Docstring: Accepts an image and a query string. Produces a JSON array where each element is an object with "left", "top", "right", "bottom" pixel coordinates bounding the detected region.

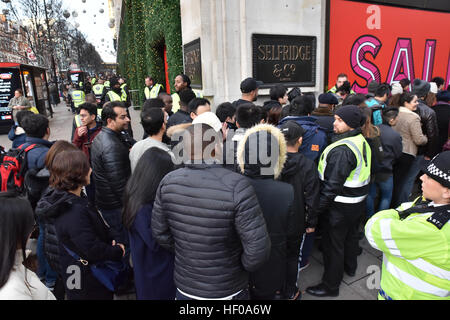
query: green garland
[{"left": 117, "top": 0, "right": 183, "bottom": 104}]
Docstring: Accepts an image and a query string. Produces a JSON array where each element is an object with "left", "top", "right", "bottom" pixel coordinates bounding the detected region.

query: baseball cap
[
  {"left": 240, "top": 77, "right": 263, "bottom": 93},
  {"left": 279, "top": 121, "right": 305, "bottom": 142}
]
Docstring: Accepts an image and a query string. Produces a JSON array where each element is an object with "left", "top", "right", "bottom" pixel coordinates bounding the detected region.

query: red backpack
[{"left": 0, "top": 144, "right": 39, "bottom": 193}]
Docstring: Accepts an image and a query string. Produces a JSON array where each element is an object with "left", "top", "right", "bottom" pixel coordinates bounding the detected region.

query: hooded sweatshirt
[{"left": 280, "top": 152, "right": 321, "bottom": 234}]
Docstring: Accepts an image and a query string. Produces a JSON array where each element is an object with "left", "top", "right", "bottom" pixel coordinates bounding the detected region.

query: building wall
[{"left": 180, "top": 0, "right": 326, "bottom": 107}]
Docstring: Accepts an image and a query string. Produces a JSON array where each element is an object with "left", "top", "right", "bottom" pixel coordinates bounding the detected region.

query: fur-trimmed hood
[
  {"left": 166, "top": 123, "right": 192, "bottom": 138},
  {"left": 236, "top": 124, "right": 287, "bottom": 179}
]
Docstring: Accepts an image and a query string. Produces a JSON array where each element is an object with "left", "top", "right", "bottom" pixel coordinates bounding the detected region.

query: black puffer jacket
[
  {"left": 415, "top": 100, "right": 439, "bottom": 158},
  {"left": 35, "top": 188, "right": 76, "bottom": 275},
  {"left": 53, "top": 192, "right": 123, "bottom": 300},
  {"left": 151, "top": 163, "right": 271, "bottom": 299},
  {"left": 91, "top": 127, "right": 133, "bottom": 210}
]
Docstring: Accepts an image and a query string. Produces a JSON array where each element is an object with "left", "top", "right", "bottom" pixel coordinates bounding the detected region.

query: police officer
[
  {"left": 307, "top": 105, "right": 371, "bottom": 297},
  {"left": 105, "top": 77, "right": 133, "bottom": 137},
  {"left": 104, "top": 78, "right": 111, "bottom": 92},
  {"left": 70, "top": 84, "right": 86, "bottom": 114},
  {"left": 92, "top": 79, "right": 106, "bottom": 107},
  {"left": 143, "top": 76, "right": 164, "bottom": 101},
  {"left": 365, "top": 151, "right": 450, "bottom": 300},
  {"left": 327, "top": 73, "right": 356, "bottom": 95},
  {"left": 118, "top": 77, "right": 130, "bottom": 104},
  {"left": 171, "top": 74, "right": 203, "bottom": 113}
]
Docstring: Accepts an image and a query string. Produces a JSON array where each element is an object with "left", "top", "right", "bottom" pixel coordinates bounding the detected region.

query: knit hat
[
  {"left": 391, "top": 82, "right": 403, "bottom": 95},
  {"left": 422, "top": 151, "right": 450, "bottom": 188},
  {"left": 412, "top": 79, "right": 430, "bottom": 98},
  {"left": 429, "top": 82, "right": 438, "bottom": 94},
  {"left": 192, "top": 112, "right": 222, "bottom": 132},
  {"left": 367, "top": 80, "right": 379, "bottom": 97},
  {"left": 335, "top": 105, "right": 363, "bottom": 129},
  {"left": 318, "top": 93, "right": 338, "bottom": 105},
  {"left": 279, "top": 121, "right": 305, "bottom": 142},
  {"left": 109, "top": 77, "right": 119, "bottom": 88}
]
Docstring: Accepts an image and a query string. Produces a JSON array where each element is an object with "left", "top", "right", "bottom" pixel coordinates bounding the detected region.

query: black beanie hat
[
  {"left": 422, "top": 151, "right": 450, "bottom": 189},
  {"left": 110, "top": 77, "right": 119, "bottom": 87},
  {"left": 335, "top": 105, "right": 363, "bottom": 129}
]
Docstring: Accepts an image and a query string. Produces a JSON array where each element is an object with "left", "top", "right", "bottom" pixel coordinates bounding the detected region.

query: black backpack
[{"left": 0, "top": 144, "right": 39, "bottom": 194}]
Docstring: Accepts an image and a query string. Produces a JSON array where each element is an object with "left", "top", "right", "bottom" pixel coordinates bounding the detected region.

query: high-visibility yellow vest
[
  {"left": 92, "top": 84, "right": 105, "bottom": 98},
  {"left": 104, "top": 81, "right": 110, "bottom": 90},
  {"left": 318, "top": 133, "right": 371, "bottom": 204},
  {"left": 71, "top": 90, "right": 85, "bottom": 109},
  {"left": 171, "top": 89, "right": 203, "bottom": 113},
  {"left": 106, "top": 90, "right": 124, "bottom": 102},
  {"left": 144, "top": 84, "right": 163, "bottom": 99},
  {"left": 120, "top": 83, "right": 128, "bottom": 101},
  {"left": 327, "top": 85, "right": 356, "bottom": 95},
  {"left": 91, "top": 78, "right": 97, "bottom": 85},
  {"left": 365, "top": 198, "right": 450, "bottom": 300}
]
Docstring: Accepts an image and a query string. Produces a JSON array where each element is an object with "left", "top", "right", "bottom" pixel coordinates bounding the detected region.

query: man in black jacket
[
  {"left": 91, "top": 102, "right": 135, "bottom": 245},
  {"left": 237, "top": 123, "right": 296, "bottom": 300},
  {"left": 306, "top": 105, "right": 371, "bottom": 297},
  {"left": 279, "top": 121, "right": 320, "bottom": 298},
  {"left": 152, "top": 123, "right": 270, "bottom": 300}
]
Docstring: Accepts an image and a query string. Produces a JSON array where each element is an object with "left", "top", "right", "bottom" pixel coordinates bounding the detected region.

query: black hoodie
[{"left": 280, "top": 152, "right": 321, "bottom": 234}]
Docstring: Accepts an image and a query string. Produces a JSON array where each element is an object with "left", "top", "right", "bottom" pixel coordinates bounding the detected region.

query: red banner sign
[{"left": 328, "top": 0, "right": 450, "bottom": 93}]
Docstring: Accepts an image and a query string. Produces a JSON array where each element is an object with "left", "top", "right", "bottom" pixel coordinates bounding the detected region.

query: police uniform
[
  {"left": 144, "top": 84, "right": 163, "bottom": 100},
  {"left": 307, "top": 105, "right": 371, "bottom": 296},
  {"left": 92, "top": 83, "right": 106, "bottom": 109},
  {"left": 365, "top": 152, "right": 450, "bottom": 300},
  {"left": 71, "top": 89, "right": 85, "bottom": 111}
]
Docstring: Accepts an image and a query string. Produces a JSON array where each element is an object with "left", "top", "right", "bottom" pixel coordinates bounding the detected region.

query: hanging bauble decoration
[
  {"left": 72, "top": 11, "right": 78, "bottom": 18},
  {"left": 63, "top": 10, "right": 70, "bottom": 18},
  {"left": 99, "top": 9, "right": 104, "bottom": 13}
]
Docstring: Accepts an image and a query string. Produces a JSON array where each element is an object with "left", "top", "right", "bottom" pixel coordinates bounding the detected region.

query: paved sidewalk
[{"left": 298, "top": 235, "right": 382, "bottom": 300}]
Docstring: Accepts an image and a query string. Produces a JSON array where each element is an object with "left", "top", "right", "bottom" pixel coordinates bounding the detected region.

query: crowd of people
[{"left": 0, "top": 71, "right": 449, "bottom": 300}]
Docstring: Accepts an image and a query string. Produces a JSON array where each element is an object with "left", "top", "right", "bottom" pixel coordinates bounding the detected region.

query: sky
[
  {"left": 0, "top": 0, "right": 117, "bottom": 63},
  {"left": 61, "top": 0, "right": 117, "bottom": 62}
]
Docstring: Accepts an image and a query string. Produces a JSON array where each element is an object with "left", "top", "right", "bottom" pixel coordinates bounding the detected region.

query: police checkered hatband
[{"left": 427, "top": 163, "right": 450, "bottom": 184}]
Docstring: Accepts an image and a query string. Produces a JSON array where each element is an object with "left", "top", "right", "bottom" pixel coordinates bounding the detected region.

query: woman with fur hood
[{"left": 237, "top": 123, "right": 297, "bottom": 300}]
